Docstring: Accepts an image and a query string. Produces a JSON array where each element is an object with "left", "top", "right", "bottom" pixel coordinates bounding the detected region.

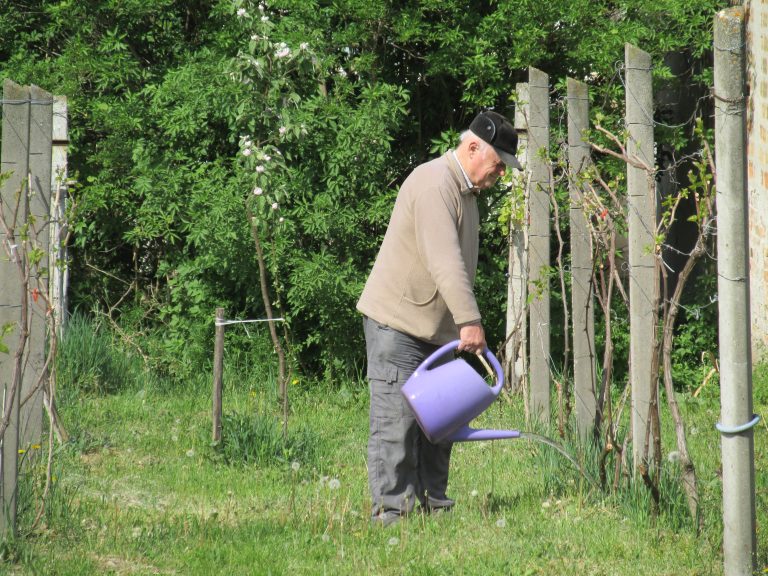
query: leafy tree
[{"left": 0, "top": 0, "right": 727, "bottom": 382}]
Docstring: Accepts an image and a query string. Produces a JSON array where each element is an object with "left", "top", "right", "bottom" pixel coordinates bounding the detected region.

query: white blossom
[
  {"left": 279, "top": 126, "right": 287, "bottom": 135},
  {"left": 237, "top": 8, "right": 248, "bottom": 17},
  {"left": 242, "top": 148, "right": 253, "bottom": 157},
  {"left": 261, "top": 15, "right": 269, "bottom": 22},
  {"left": 337, "top": 67, "right": 347, "bottom": 78},
  {"left": 278, "top": 217, "right": 285, "bottom": 223},
  {"left": 256, "top": 165, "right": 265, "bottom": 173},
  {"left": 253, "top": 187, "right": 263, "bottom": 196},
  {"left": 251, "top": 34, "right": 260, "bottom": 41},
  {"left": 275, "top": 47, "right": 291, "bottom": 58},
  {"left": 259, "top": 2, "right": 266, "bottom": 11},
  {"left": 263, "top": 154, "right": 272, "bottom": 161},
  {"left": 300, "top": 42, "right": 309, "bottom": 50},
  {"left": 271, "top": 202, "right": 279, "bottom": 210}
]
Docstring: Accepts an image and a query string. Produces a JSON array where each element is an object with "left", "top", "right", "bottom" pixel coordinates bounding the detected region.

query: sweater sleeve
[{"left": 412, "top": 184, "right": 481, "bottom": 326}]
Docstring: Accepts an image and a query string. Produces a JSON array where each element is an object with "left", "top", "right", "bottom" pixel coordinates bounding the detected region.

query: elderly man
[{"left": 357, "top": 110, "right": 521, "bottom": 526}]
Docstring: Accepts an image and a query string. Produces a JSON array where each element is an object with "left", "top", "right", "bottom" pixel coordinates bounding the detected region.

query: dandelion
[
  {"left": 387, "top": 537, "right": 399, "bottom": 546},
  {"left": 279, "top": 126, "right": 287, "bottom": 135},
  {"left": 31, "top": 444, "right": 41, "bottom": 450},
  {"left": 470, "top": 489, "right": 479, "bottom": 498},
  {"left": 253, "top": 186, "right": 263, "bottom": 196},
  {"left": 271, "top": 202, "right": 279, "bottom": 210},
  {"left": 496, "top": 518, "right": 506, "bottom": 528},
  {"left": 291, "top": 461, "right": 300, "bottom": 472},
  {"left": 132, "top": 527, "right": 142, "bottom": 538},
  {"left": 237, "top": 7, "right": 248, "bottom": 17},
  {"left": 242, "top": 148, "right": 252, "bottom": 157},
  {"left": 667, "top": 451, "right": 681, "bottom": 463},
  {"left": 321, "top": 533, "right": 330, "bottom": 542},
  {"left": 541, "top": 500, "right": 551, "bottom": 509},
  {"left": 256, "top": 165, "right": 265, "bottom": 173},
  {"left": 319, "top": 475, "right": 329, "bottom": 486},
  {"left": 17, "top": 449, "right": 26, "bottom": 455},
  {"left": 328, "top": 478, "right": 341, "bottom": 490},
  {"left": 186, "top": 448, "right": 196, "bottom": 458}
]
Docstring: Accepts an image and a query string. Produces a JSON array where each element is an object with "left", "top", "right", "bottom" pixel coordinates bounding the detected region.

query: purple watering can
[{"left": 401, "top": 340, "right": 521, "bottom": 443}]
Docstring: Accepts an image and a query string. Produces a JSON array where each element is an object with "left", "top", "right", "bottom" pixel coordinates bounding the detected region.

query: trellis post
[
  {"left": 526, "top": 67, "right": 551, "bottom": 423},
  {"left": 625, "top": 44, "right": 658, "bottom": 469},
  {"left": 567, "top": 78, "right": 597, "bottom": 440},
  {"left": 714, "top": 7, "right": 757, "bottom": 575}
]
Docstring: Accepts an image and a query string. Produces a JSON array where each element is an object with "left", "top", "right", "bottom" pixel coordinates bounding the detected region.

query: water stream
[{"left": 518, "top": 431, "right": 599, "bottom": 490}]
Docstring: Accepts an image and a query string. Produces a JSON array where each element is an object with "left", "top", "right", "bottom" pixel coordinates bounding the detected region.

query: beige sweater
[{"left": 356, "top": 152, "right": 481, "bottom": 344}]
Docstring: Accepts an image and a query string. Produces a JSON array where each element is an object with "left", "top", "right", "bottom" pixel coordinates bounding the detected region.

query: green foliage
[
  {"left": 0, "top": 0, "right": 730, "bottom": 382},
  {"left": 213, "top": 410, "right": 319, "bottom": 467}
]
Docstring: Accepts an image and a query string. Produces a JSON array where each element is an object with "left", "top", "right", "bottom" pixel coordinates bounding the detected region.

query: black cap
[{"left": 469, "top": 111, "right": 522, "bottom": 170}]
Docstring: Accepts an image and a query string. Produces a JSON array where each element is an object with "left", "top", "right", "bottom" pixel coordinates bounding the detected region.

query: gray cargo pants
[{"left": 363, "top": 317, "right": 454, "bottom": 516}]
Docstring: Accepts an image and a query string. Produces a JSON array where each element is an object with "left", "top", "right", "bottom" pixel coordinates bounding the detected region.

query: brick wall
[{"left": 747, "top": 0, "right": 768, "bottom": 360}]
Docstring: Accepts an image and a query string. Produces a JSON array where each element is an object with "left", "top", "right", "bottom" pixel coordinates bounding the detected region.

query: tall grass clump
[
  {"left": 213, "top": 411, "right": 320, "bottom": 467},
  {"left": 56, "top": 312, "right": 142, "bottom": 403}
]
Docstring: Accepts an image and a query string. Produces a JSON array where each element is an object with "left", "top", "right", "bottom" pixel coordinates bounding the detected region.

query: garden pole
[
  {"left": 0, "top": 79, "right": 30, "bottom": 537},
  {"left": 51, "top": 95, "right": 69, "bottom": 335},
  {"left": 567, "top": 78, "right": 597, "bottom": 441},
  {"left": 212, "top": 307, "right": 225, "bottom": 443},
  {"left": 526, "top": 67, "right": 551, "bottom": 424},
  {"left": 20, "top": 84, "right": 53, "bottom": 449},
  {"left": 506, "top": 82, "right": 529, "bottom": 393},
  {"left": 714, "top": 7, "right": 757, "bottom": 575},
  {"left": 625, "top": 44, "right": 658, "bottom": 470}
]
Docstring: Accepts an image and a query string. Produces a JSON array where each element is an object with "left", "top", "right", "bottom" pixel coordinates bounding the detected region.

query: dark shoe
[
  {"left": 370, "top": 510, "right": 402, "bottom": 527},
  {"left": 426, "top": 496, "right": 455, "bottom": 513}
]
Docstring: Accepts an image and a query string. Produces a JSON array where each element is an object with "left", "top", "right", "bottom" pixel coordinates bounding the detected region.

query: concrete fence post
[
  {"left": 625, "top": 44, "right": 658, "bottom": 469},
  {"left": 505, "top": 82, "right": 529, "bottom": 393},
  {"left": 714, "top": 7, "right": 758, "bottom": 575},
  {"left": 567, "top": 78, "right": 597, "bottom": 440},
  {"left": 526, "top": 68, "right": 551, "bottom": 423},
  {"left": 0, "top": 79, "right": 30, "bottom": 537}
]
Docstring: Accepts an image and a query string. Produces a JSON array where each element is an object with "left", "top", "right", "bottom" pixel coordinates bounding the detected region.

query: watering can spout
[{"left": 447, "top": 425, "right": 521, "bottom": 442}]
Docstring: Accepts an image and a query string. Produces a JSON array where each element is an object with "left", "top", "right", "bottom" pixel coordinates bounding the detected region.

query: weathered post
[
  {"left": 505, "top": 82, "right": 529, "bottom": 393},
  {"left": 625, "top": 44, "right": 658, "bottom": 469},
  {"left": 526, "top": 68, "right": 551, "bottom": 423},
  {"left": 51, "top": 96, "right": 69, "bottom": 334},
  {"left": 212, "top": 307, "right": 225, "bottom": 443},
  {"left": 0, "top": 79, "right": 30, "bottom": 536},
  {"left": 567, "top": 78, "right": 597, "bottom": 440},
  {"left": 714, "top": 7, "right": 758, "bottom": 575},
  {"left": 20, "top": 84, "right": 53, "bottom": 449}
]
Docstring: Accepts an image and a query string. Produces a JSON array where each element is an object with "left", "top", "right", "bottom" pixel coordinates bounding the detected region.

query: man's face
[{"left": 471, "top": 144, "right": 506, "bottom": 190}]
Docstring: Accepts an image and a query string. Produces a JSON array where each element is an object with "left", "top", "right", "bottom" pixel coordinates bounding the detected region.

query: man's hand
[{"left": 458, "top": 323, "right": 486, "bottom": 354}]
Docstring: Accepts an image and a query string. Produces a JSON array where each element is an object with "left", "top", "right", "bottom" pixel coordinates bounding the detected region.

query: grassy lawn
[{"left": 4, "top": 354, "right": 767, "bottom": 575}]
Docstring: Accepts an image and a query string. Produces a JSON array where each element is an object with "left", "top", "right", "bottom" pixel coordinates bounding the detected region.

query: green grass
[{"left": 4, "top": 329, "right": 768, "bottom": 575}]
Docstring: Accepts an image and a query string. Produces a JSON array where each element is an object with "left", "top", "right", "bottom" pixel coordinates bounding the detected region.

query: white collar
[{"left": 451, "top": 150, "right": 474, "bottom": 190}]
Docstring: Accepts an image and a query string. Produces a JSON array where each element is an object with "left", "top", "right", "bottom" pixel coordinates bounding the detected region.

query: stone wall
[{"left": 747, "top": 0, "right": 768, "bottom": 360}]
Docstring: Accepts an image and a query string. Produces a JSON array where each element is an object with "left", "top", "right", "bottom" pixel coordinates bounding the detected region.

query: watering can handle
[{"left": 421, "top": 340, "right": 505, "bottom": 393}]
